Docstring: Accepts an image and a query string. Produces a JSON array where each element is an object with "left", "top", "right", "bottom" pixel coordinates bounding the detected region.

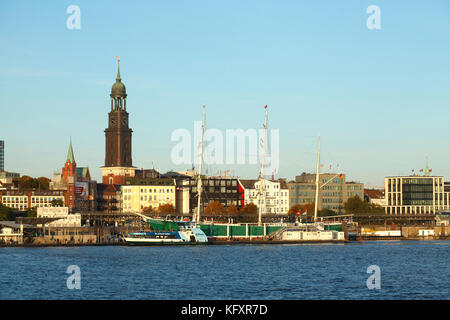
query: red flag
[
  {"left": 264, "top": 105, "right": 267, "bottom": 109},
  {"left": 429, "top": 169, "right": 432, "bottom": 172},
  {"left": 339, "top": 173, "right": 343, "bottom": 178}
]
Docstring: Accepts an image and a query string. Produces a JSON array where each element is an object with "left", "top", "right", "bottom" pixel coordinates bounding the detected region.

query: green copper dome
[{"left": 110, "top": 61, "right": 127, "bottom": 98}]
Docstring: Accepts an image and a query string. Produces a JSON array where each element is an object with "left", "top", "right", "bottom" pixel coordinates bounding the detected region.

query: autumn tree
[
  {"left": 288, "top": 204, "right": 304, "bottom": 215},
  {"left": 36, "top": 177, "right": 50, "bottom": 190},
  {"left": 204, "top": 201, "right": 225, "bottom": 215},
  {"left": 158, "top": 203, "right": 176, "bottom": 213},
  {"left": 241, "top": 203, "right": 257, "bottom": 214},
  {"left": 15, "top": 176, "right": 50, "bottom": 190},
  {"left": 142, "top": 206, "right": 155, "bottom": 213},
  {"left": 225, "top": 204, "right": 239, "bottom": 215}
]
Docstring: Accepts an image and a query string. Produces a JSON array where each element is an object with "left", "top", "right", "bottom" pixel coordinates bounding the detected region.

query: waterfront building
[
  {"left": 121, "top": 178, "right": 176, "bottom": 213},
  {"left": 135, "top": 168, "right": 160, "bottom": 179},
  {"left": 37, "top": 207, "right": 81, "bottom": 227},
  {"left": 288, "top": 173, "right": 364, "bottom": 213},
  {"left": 179, "top": 177, "right": 243, "bottom": 214},
  {"left": 0, "top": 140, "right": 20, "bottom": 184},
  {"left": 0, "top": 171, "right": 20, "bottom": 185},
  {"left": 364, "top": 188, "right": 386, "bottom": 206},
  {"left": 239, "top": 179, "right": 290, "bottom": 214},
  {"left": 0, "top": 189, "right": 65, "bottom": 211},
  {"left": 385, "top": 175, "right": 450, "bottom": 215},
  {"left": 101, "top": 61, "right": 136, "bottom": 185},
  {"left": 50, "top": 140, "right": 96, "bottom": 212},
  {"left": 96, "top": 183, "right": 121, "bottom": 212}
]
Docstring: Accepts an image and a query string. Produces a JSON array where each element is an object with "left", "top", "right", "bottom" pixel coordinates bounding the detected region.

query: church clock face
[{"left": 121, "top": 118, "right": 128, "bottom": 126}]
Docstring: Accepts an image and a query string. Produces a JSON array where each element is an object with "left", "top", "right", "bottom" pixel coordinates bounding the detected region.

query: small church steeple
[
  {"left": 63, "top": 138, "right": 77, "bottom": 181},
  {"left": 67, "top": 138, "right": 76, "bottom": 164}
]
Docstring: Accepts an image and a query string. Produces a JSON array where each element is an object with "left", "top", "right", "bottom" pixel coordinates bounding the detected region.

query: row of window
[
  {"left": 247, "top": 199, "right": 288, "bottom": 205},
  {"left": 249, "top": 191, "right": 288, "bottom": 197}
]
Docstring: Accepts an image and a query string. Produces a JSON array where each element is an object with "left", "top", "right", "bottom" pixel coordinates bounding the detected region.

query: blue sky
[{"left": 0, "top": 0, "right": 449, "bottom": 186}]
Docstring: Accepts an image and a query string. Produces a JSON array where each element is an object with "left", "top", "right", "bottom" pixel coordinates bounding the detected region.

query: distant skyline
[{"left": 1, "top": 1, "right": 449, "bottom": 186}]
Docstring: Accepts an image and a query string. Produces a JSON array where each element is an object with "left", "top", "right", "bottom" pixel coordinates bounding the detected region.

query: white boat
[{"left": 124, "top": 220, "right": 208, "bottom": 245}]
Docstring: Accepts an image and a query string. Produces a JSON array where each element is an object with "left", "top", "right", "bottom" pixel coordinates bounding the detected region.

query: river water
[{"left": 0, "top": 241, "right": 448, "bottom": 299}]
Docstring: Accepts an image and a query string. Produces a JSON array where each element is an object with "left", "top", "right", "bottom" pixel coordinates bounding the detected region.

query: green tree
[
  {"left": 26, "top": 208, "right": 37, "bottom": 218},
  {"left": 0, "top": 204, "right": 15, "bottom": 221},
  {"left": 318, "top": 208, "right": 337, "bottom": 217},
  {"left": 343, "top": 195, "right": 384, "bottom": 214}
]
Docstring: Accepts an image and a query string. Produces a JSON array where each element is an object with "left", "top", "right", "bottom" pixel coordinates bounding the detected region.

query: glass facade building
[{"left": 385, "top": 176, "right": 450, "bottom": 215}]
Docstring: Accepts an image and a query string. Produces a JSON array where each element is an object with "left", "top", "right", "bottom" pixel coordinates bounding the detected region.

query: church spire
[
  {"left": 116, "top": 58, "right": 121, "bottom": 81},
  {"left": 67, "top": 138, "right": 75, "bottom": 164}
]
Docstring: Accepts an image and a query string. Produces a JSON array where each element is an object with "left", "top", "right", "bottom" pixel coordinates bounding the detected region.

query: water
[{"left": 0, "top": 241, "right": 448, "bottom": 300}]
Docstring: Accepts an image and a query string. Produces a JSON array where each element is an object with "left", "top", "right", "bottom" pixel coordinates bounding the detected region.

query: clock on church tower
[{"left": 100, "top": 60, "right": 136, "bottom": 185}]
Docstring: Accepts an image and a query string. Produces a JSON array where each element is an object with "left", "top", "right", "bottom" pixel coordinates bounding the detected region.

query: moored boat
[{"left": 124, "top": 219, "right": 209, "bottom": 245}]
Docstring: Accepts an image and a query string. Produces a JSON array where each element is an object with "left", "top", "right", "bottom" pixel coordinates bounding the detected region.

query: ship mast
[
  {"left": 258, "top": 105, "right": 268, "bottom": 226},
  {"left": 195, "top": 105, "right": 206, "bottom": 224},
  {"left": 314, "top": 135, "right": 321, "bottom": 223}
]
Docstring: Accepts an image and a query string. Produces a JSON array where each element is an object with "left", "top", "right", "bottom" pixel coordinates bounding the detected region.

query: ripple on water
[{"left": 0, "top": 241, "right": 448, "bottom": 299}]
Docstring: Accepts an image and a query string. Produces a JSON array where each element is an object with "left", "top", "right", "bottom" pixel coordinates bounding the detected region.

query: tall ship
[{"left": 124, "top": 105, "right": 347, "bottom": 244}]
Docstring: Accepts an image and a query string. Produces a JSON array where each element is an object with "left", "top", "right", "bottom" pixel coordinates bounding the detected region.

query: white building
[
  {"left": 239, "top": 179, "right": 289, "bottom": 215},
  {"left": 121, "top": 179, "right": 177, "bottom": 213},
  {"left": 37, "top": 207, "right": 81, "bottom": 227}
]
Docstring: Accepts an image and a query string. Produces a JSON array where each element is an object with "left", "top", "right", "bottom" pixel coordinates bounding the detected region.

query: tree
[
  {"left": 302, "top": 203, "right": 315, "bottom": 216},
  {"left": 288, "top": 204, "right": 303, "bottom": 215},
  {"left": 241, "top": 203, "right": 257, "bottom": 214},
  {"left": 26, "top": 208, "right": 37, "bottom": 218},
  {"left": 36, "top": 177, "right": 50, "bottom": 190},
  {"left": 343, "top": 195, "right": 384, "bottom": 214},
  {"left": 0, "top": 204, "right": 15, "bottom": 221},
  {"left": 158, "top": 203, "right": 176, "bottom": 213},
  {"left": 225, "top": 204, "right": 239, "bottom": 215},
  {"left": 204, "top": 201, "right": 225, "bottom": 215},
  {"left": 318, "top": 208, "right": 337, "bottom": 217},
  {"left": 15, "top": 176, "right": 50, "bottom": 190},
  {"left": 288, "top": 203, "right": 315, "bottom": 217},
  {"left": 142, "top": 206, "right": 155, "bottom": 213}
]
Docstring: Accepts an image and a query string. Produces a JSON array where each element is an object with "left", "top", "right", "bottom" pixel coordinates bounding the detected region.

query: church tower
[
  {"left": 101, "top": 60, "right": 136, "bottom": 185},
  {"left": 62, "top": 138, "right": 77, "bottom": 181}
]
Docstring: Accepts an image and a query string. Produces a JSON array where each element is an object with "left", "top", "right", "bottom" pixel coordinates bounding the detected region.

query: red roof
[{"left": 364, "top": 189, "right": 384, "bottom": 199}]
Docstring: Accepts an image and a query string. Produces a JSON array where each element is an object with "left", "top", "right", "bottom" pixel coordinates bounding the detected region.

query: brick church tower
[
  {"left": 62, "top": 139, "right": 77, "bottom": 181},
  {"left": 101, "top": 60, "right": 136, "bottom": 184},
  {"left": 62, "top": 139, "right": 76, "bottom": 210}
]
